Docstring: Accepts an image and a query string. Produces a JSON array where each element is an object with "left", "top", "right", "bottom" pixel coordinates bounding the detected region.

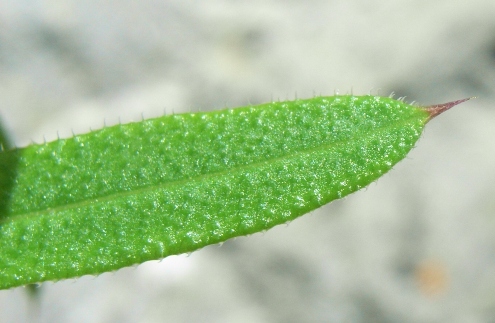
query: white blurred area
[{"left": 1, "top": 1, "right": 495, "bottom": 322}]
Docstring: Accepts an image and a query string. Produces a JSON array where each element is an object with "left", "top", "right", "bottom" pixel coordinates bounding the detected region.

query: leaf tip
[{"left": 423, "top": 97, "right": 475, "bottom": 120}]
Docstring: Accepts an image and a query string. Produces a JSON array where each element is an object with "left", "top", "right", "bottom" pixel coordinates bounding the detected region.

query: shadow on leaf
[{"left": 0, "top": 117, "right": 20, "bottom": 222}]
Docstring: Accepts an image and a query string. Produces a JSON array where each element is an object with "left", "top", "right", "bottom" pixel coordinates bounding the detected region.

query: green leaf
[{"left": 0, "top": 95, "right": 468, "bottom": 290}]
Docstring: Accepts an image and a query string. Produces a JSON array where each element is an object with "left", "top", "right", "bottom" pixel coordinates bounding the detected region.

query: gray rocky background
[{"left": 1, "top": 0, "right": 495, "bottom": 322}]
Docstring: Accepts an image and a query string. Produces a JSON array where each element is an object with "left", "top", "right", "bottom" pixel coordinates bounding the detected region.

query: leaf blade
[{"left": 0, "top": 95, "right": 433, "bottom": 289}]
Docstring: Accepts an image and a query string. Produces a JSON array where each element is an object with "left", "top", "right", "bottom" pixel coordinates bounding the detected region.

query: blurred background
[{"left": 1, "top": 0, "right": 495, "bottom": 322}]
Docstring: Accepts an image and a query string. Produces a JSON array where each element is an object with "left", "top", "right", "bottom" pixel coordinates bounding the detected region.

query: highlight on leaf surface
[{"left": 0, "top": 95, "right": 469, "bottom": 290}]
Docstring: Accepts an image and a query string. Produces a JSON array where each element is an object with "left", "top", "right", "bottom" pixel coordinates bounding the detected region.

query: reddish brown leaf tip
[{"left": 423, "top": 97, "right": 475, "bottom": 120}]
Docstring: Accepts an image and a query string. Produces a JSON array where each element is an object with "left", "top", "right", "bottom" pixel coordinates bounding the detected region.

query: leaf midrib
[{"left": 3, "top": 114, "right": 424, "bottom": 223}]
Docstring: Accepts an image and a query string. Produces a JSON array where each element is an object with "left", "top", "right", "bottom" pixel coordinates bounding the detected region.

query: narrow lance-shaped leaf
[{"left": 0, "top": 95, "right": 469, "bottom": 290}]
